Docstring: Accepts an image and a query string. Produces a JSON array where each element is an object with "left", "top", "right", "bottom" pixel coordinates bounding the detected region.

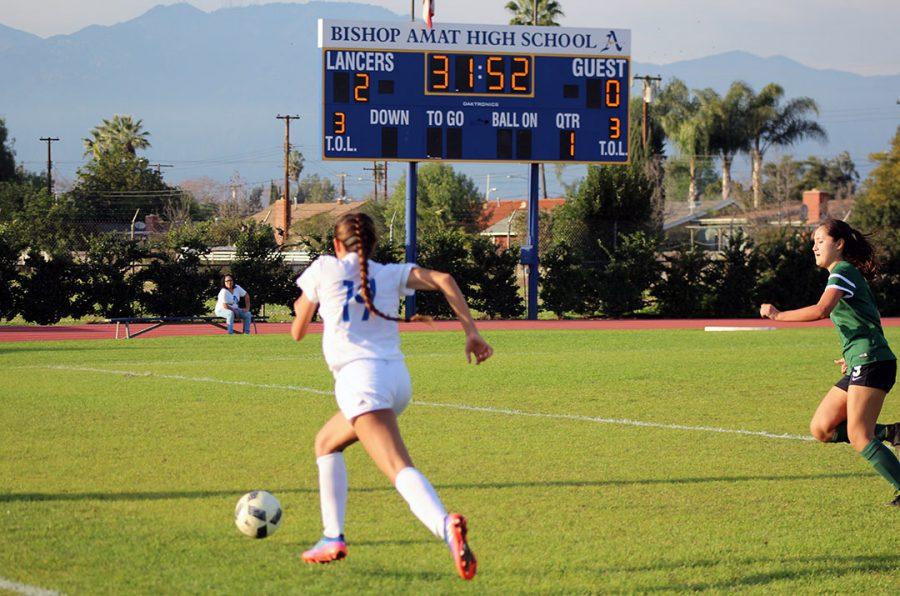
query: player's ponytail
[
  {"left": 821, "top": 218, "right": 876, "bottom": 277},
  {"left": 334, "top": 213, "right": 406, "bottom": 322}
]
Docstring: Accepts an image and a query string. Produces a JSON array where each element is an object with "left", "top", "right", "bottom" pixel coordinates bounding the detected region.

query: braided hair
[
  {"left": 334, "top": 212, "right": 406, "bottom": 322},
  {"left": 820, "top": 218, "right": 876, "bottom": 277}
]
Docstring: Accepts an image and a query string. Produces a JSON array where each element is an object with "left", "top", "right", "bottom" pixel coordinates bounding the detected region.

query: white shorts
[{"left": 334, "top": 359, "right": 412, "bottom": 421}]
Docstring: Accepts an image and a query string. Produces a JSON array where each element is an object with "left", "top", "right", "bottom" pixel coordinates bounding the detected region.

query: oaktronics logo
[{"left": 600, "top": 30, "right": 622, "bottom": 53}]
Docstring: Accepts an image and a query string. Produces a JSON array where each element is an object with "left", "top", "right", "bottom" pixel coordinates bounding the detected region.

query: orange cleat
[
  {"left": 445, "top": 514, "right": 476, "bottom": 580},
  {"left": 301, "top": 535, "right": 347, "bottom": 564}
]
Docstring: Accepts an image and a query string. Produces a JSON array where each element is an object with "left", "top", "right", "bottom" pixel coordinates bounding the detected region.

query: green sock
[
  {"left": 829, "top": 422, "right": 850, "bottom": 443},
  {"left": 830, "top": 423, "right": 889, "bottom": 443},
  {"left": 860, "top": 439, "right": 900, "bottom": 491}
]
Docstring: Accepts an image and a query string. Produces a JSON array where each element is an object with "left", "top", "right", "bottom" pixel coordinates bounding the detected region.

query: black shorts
[{"left": 835, "top": 359, "right": 897, "bottom": 393}]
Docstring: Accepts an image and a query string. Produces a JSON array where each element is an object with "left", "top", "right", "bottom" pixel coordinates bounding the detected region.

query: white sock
[
  {"left": 394, "top": 467, "right": 448, "bottom": 541},
  {"left": 316, "top": 452, "right": 348, "bottom": 539}
]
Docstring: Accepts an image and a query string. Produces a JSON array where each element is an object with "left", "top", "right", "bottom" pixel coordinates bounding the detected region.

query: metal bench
[{"left": 107, "top": 315, "right": 268, "bottom": 339}]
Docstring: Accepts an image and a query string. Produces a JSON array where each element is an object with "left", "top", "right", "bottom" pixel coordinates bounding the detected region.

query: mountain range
[{"left": 1, "top": 2, "right": 897, "bottom": 198}]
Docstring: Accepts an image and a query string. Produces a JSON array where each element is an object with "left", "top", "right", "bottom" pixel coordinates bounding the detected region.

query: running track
[{"left": 1, "top": 318, "right": 898, "bottom": 343}]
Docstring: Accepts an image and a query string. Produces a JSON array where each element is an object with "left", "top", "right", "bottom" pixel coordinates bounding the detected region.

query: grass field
[{"left": 1, "top": 328, "right": 899, "bottom": 594}]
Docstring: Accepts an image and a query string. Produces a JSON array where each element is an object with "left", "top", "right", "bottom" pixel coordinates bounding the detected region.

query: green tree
[
  {"left": 745, "top": 84, "right": 826, "bottom": 208},
  {"left": 652, "top": 245, "right": 711, "bottom": 316},
  {"left": 762, "top": 155, "right": 805, "bottom": 205},
  {"left": 553, "top": 163, "right": 656, "bottom": 260},
  {"left": 703, "top": 231, "right": 760, "bottom": 316},
  {"left": 851, "top": 128, "right": 899, "bottom": 236},
  {"left": 83, "top": 115, "right": 151, "bottom": 159},
  {"left": 852, "top": 128, "right": 900, "bottom": 313},
  {"left": 230, "top": 221, "right": 297, "bottom": 315},
  {"left": 755, "top": 229, "right": 827, "bottom": 311},
  {"left": 504, "top": 0, "right": 564, "bottom": 25},
  {"left": 76, "top": 234, "right": 148, "bottom": 318},
  {"left": 18, "top": 250, "right": 83, "bottom": 324},
  {"left": 0, "top": 225, "right": 22, "bottom": 320},
  {"left": 414, "top": 226, "right": 479, "bottom": 318},
  {"left": 469, "top": 235, "right": 524, "bottom": 319},
  {"left": 70, "top": 150, "right": 174, "bottom": 219},
  {"left": 387, "top": 163, "right": 484, "bottom": 237},
  {"left": 288, "top": 150, "right": 305, "bottom": 185},
  {"left": 664, "top": 156, "right": 719, "bottom": 206},
  {"left": 7, "top": 188, "right": 86, "bottom": 253},
  {"left": 0, "top": 117, "right": 17, "bottom": 182},
  {"left": 539, "top": 242, "right": 588, "bottom": 318},
  {"left": 296, "top": 174, "right": 337, "bottom": 204},
  {"left": 137, "top": 224, "right": 217, "bottom": 316},
  {"left": 705, "top": 82, "right": 753, "bottom": 201},
  {"left": 800, "top": 152, "right": 858, "bottom": 200},
  {"left": 657, "top": 79, "right": 710, "bottom": 204},
  {"left": 596, "top": 231, "right": 660, "bottom": 316}
]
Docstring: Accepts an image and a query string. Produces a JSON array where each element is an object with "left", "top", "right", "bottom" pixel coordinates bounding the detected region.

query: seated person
[{"left": 215, "top": 274, "right": 252, "bottom": 334}]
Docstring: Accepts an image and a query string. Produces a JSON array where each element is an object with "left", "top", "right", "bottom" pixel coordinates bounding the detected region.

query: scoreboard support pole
[
  {"left": 526, "top": 163, "right": 540, "bottom": 320},
  {"left": 405, "top": 161, "right": 418, "bottom": 318}
]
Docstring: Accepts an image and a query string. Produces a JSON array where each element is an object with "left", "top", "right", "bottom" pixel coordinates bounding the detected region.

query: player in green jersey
[{"left": 759, "top": 219, "right": 900, "bottom": 506}]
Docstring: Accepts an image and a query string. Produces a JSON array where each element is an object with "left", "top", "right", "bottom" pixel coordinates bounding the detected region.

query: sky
[{"left": 1, "top": 0, "right": 898, "bottom": 76}]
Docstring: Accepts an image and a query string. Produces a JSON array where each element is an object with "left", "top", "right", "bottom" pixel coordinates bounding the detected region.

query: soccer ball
[{"left": 234, "top": 490, "right": 283, "bottom": 538}]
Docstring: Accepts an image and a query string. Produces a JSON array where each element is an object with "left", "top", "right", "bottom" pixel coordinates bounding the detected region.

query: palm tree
[
  {"left": 703, "top": 82, "right": 753, "bottom": 201},
  {"left": 657, "top": 79, "right": 710, "bottom": 205},
  {"left": 83, "top": 114, "right": 151, "bottom": 159},
  {"left": 745, "top": 84, "right": 826, "bottom": 208},
  {"left": 505, "top": 0, "right": 564, "bottom": 26}
]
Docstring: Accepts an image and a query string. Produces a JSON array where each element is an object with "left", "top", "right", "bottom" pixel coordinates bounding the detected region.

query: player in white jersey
[{"left": 291, "top": 213, "right": 492, "bottom": 580}]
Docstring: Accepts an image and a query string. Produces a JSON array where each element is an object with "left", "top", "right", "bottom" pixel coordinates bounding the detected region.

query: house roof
[
  {"left": 480, "top": 198, "right": 566, "bottom": 235},
  {"left": 662, "top": 198, "right": 739, "bottom": 230},
  {"left": 250, "top": 200, "right": 369, "bottom": 226}
]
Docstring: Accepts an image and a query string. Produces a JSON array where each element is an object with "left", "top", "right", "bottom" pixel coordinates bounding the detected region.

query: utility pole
[
  {"left": 363, "top": 161, "right": 381, "bottom": 203},
  {"left": 533, "top": 0, "right": 538, "bottom": 25},
  {"left": 382, "top": 162, "right": 388, "bottom": 200},
  {"left": 633, "top": 75, "right": 662, "bottom": 151},
  {"left": 149, "top": 163, "right": 173, "bottom": 176},
  {"left": 336, "top": 172, "right": 348, "bottom": 201},
  {"left": 39, "top": 137, "right": 59, "bottom": 196},
  {"left": 410, "top": 0, "right": 415, "bottom": 21},
  {"left": 276, "top": 114, "right": 300, "bottom": 241}
]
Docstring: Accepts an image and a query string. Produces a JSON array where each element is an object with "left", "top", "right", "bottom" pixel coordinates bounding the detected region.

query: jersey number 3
[{"left": 342, "top": 279, "right": 377, "bottom": 322}]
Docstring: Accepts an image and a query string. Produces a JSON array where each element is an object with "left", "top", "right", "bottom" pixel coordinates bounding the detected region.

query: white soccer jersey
[{"left": 296, "top": 253, "right": 416, "bottom": 373}]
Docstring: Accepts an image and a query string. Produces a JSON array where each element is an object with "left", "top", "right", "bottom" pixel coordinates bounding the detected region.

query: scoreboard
[{"left": 319, "top": 20, "right": 631, "bottom": 164}]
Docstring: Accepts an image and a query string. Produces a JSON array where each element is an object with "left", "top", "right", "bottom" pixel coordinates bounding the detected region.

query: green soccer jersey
[{"left": 826, "top": 260, "right": 895, "bottom": 369}]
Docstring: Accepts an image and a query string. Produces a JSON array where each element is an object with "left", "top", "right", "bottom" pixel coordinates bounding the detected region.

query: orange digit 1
[
  {"left": 354, "top": 73, "right": 369, "bottom": 102},
  {"left": 609, "top": 117, "right": 621, "bottom": 140},
  {"left": 432, "top": 54, "right": 449, "bottom": 90},
  {"left": 605, "top": 79, "right": 621, "bottom": 108},
  {"left": 511, "top": 57, "right": 529, "bottom": 92},
  {"left": 467, "top": 57, "right": 474, "bottom": 89},
  {"left": 334, "top": 112, "right": 346, "bottom": 135},
  {"left": 569, "top": 131, "right": 576, "bottom": 157},
  {"left": 487, "top": 56, "right": 504, "bottom": 91}
]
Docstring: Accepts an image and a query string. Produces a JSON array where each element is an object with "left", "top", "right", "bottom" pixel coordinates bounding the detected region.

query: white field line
[
  {"left": 0, "top": 577, "right": 61, "bottom": 596},
  {"left": 33, "top": 365, "right": 332, "bottom": 396},
  {"left": 34, "top": 365, "right": 814, "bottom": 442}
]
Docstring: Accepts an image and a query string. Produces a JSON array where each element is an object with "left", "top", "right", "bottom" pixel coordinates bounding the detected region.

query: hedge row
[
  {"left": 2, "top": 223, "right": 897, "bottom": 325},
  {"left": 541, "top": 229, "right": 900, "bottom": 318}
]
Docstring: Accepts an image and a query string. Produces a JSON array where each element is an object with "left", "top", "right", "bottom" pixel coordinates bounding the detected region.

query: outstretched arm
[
  {"left": 760, "top": 287, "right": 844, "bottom": 322},
  {"left": 291, "top": 294, "right": 318, "bottom": 341},
  {"left": 406, "top": 267, "right": 493, "bottom": 364}
]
